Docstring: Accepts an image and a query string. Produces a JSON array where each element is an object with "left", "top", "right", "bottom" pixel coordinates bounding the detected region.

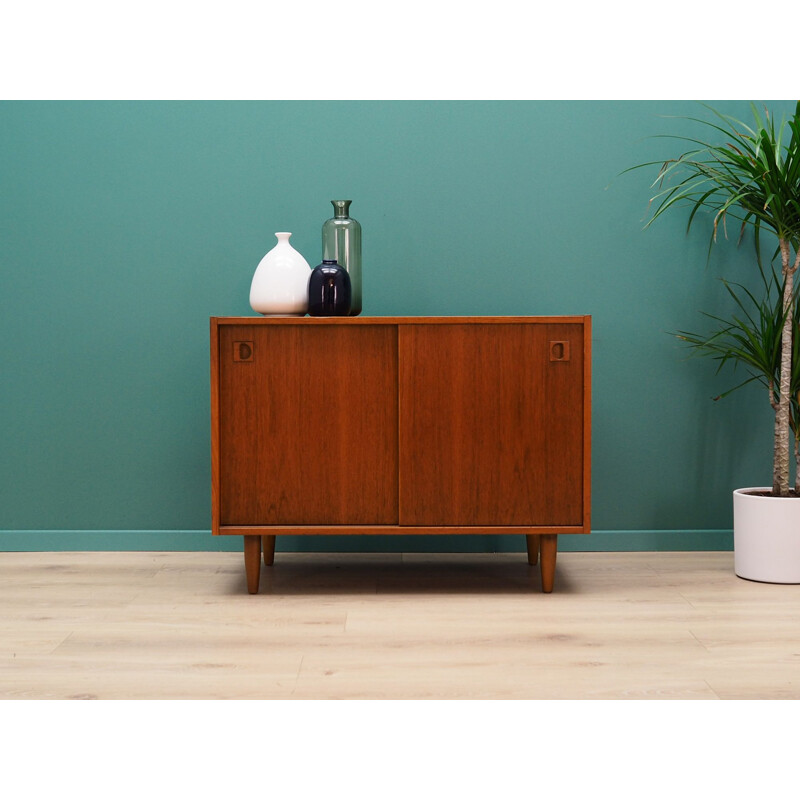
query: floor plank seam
[
  {"left": 291, "top": 655, "right": 305, "bottom": 696},
  {"left": 704, "top": 679, "right": 722, "bottom": 699},
  {"left": 49, "top": 631, "right": 75, "bottom": 655},
  {"left": 688, "top": 629, "right": 711, "bottom": 653},
  {"left": 47, "top": 631, "right": 75, "bottom": 656}
]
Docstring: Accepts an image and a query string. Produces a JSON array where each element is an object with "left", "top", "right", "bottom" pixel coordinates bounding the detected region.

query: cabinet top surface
[{"left": 211, "top": 315, "right": 590, "bottom": 326}]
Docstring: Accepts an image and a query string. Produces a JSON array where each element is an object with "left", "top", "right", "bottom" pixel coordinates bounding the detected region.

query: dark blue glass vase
[{"left": 308, "top": 259, "right": 352, "bottom": 316}]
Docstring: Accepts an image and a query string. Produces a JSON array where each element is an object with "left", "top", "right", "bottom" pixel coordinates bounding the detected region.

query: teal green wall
[{"left": 1, "top": 100, "right": 795, "bottom": 552}]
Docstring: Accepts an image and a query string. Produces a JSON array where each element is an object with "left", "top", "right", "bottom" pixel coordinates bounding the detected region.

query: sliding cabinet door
[
  {"left": 218, "top": 324, "right": 398, "bottom": 525},
  {"left": 398, "top": 322, "right": 585, "bottom": 526}
]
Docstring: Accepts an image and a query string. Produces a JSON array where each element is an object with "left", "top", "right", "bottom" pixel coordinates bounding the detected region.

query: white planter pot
[
  {"left": 733, "top": 487, "right": 800, "bottom": 584},
  {"left": 250, "top": 232, "right": 311, "bottom": 315}
]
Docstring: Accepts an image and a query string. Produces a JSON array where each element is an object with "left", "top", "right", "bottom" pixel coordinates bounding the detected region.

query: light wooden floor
[{"left": 1, "top": 550, "right": 798, "bottom": 699}]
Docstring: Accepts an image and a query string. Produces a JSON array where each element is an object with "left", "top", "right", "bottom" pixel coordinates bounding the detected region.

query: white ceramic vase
[
  {"left": 250, "top": 232, "right": 311, "bottom": 315},
  {"left": 733, "top": 487, "right": 800, "bottom": 583}
]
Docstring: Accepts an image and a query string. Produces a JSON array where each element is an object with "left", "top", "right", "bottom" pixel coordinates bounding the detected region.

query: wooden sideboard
[{"left": 210, "top": 316, "right": 591, "bottom": 593}]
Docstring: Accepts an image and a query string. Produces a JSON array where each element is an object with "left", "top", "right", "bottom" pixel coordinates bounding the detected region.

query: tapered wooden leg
[
  {"left": 540, "top": 534, "right": 557, "bottom": 593},
  {"left": 262, "top": 535, "right": 276, "bottom": 566},
  {"left": 525, "top": 534, "right": 540, "bottom": 565},
  {"left": 244, "top": 535, "right": 261, "bottom": 594}
]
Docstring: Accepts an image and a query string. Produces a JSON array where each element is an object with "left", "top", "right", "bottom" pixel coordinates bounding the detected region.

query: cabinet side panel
[
  {"left": 583, "top": 316, "right": 592, "bottom": 533},
  {"left": 219, "top": 324, "right": 398, "bottom": 525},
  {"left": 399, "top": 323, "right": 584, "bottom": 526},
  {"left": 210, "top": 318, "right": 221, "bottom": 535}
]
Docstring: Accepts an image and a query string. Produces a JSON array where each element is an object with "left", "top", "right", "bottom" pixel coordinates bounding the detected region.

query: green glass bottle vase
[{"left": 321, "top": 200, "right": 362, "bottom": 316}]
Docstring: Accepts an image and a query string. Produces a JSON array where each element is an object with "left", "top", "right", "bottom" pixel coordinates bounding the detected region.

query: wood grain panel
[
  {"left": 9, "top": 552, "right": 800, "bottom": 700},
  {"left": 398, "top": 323, "right": 584, "bottom": 526},
  {"left": 218, "top": 324, "right": 398, "bottom": 525},
  {"left": 217, "top": 525, "right": 587, "bottom": 536},
  {"left": 211, "top": 316, "right": 587, "bottom": 326}
]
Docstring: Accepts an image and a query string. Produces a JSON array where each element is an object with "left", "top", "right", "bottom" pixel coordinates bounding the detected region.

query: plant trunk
[
  {"left": 795, "top": 432, "right": 799, "bottom": 495},
  {"left": 797, "top": 388, "right": 800, "bottom": 494},
  {"left": 774, "top": 239, "right": 798, "bottom": 496}
]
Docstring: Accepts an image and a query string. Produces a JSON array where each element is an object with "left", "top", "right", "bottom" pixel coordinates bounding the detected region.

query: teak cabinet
[{"left": 210, "top": 316, "right": 591, "bottom": 593}]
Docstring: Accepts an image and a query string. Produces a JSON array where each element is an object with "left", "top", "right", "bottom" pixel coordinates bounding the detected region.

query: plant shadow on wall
[{"left": 625, "top": 101, "right": 800, "bottom": 583}]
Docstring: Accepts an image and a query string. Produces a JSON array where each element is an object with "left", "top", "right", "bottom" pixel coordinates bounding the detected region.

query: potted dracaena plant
[{"left": 630, "top": 101, "right": 800, "bottom": 583}]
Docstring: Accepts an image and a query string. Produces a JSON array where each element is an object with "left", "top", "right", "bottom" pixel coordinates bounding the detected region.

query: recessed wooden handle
[
  {"left": 233, "top": 341, "right": 254, "bottom": 362},
  {"left": 550, "top": 341, "right": 570, "bottom": 362}
]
